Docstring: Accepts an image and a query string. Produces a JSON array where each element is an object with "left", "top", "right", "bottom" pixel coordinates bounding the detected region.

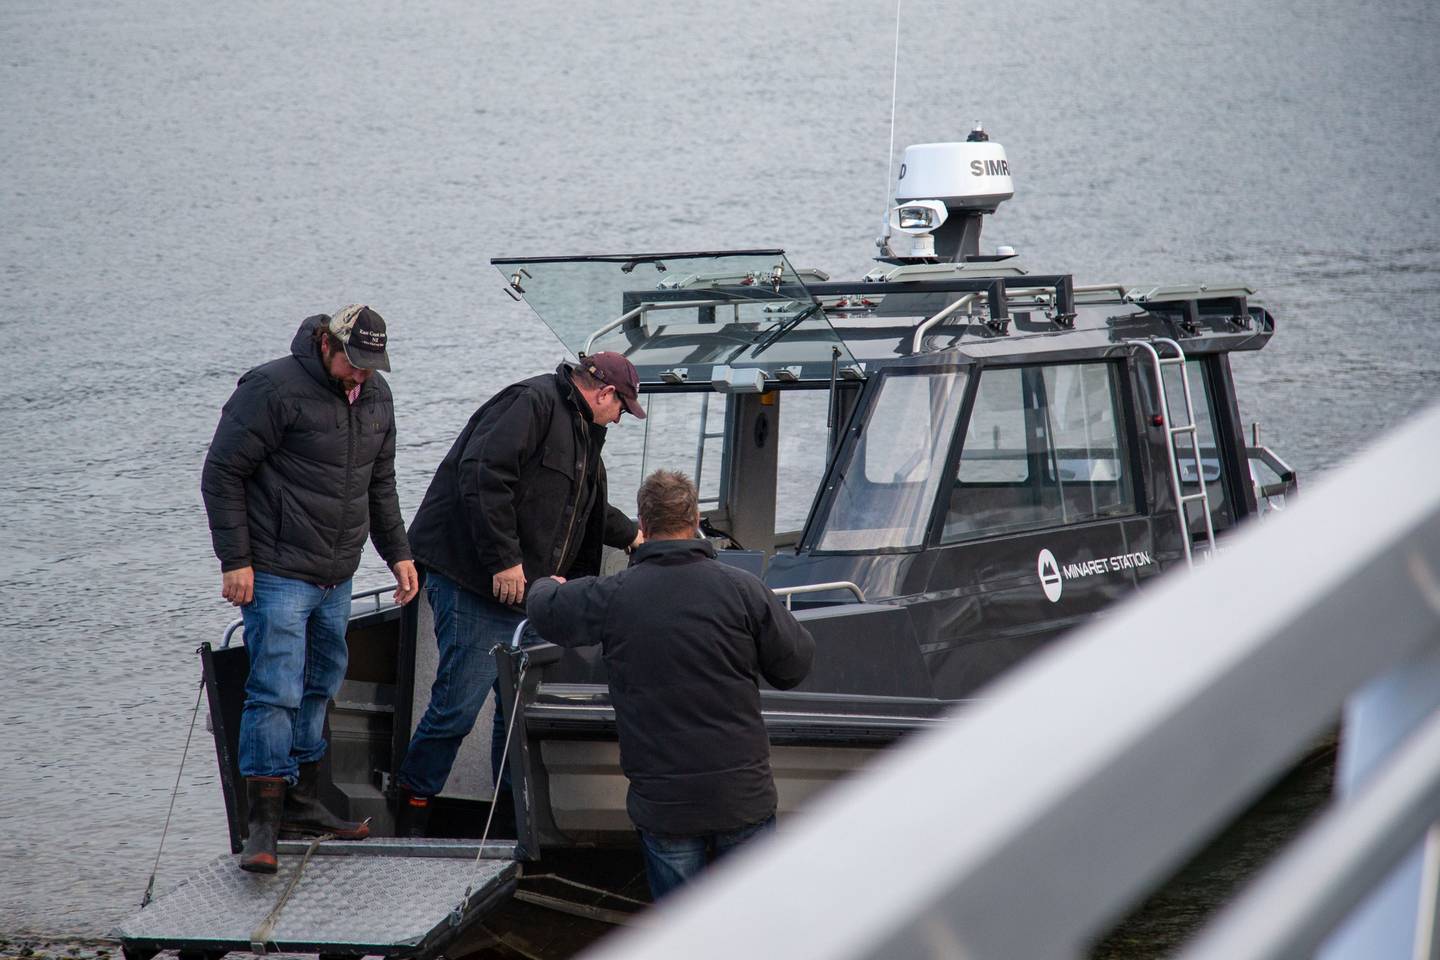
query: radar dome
[{"left": 895, "top": 140, "right": 1014, "bottom": 213}]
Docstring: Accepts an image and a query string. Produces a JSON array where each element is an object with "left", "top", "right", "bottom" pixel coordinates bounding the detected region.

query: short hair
[
  {"left": 571, "top": 364, "right": 603, "bottom": 391},
  {"left": 637, "top": 469, "right": 699, "bottom": 536}
]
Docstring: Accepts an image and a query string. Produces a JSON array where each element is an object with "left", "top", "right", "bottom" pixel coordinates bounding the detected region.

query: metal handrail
[
  {"left": 908, "top": 294, "right": 976, "bottom": 354},
  {"left": 509, "top": 618, "right": 529, "bottom": 650},
  {"left": 218, "top": 583, "right": 395, "bottom": 648},
  {"left": 582, "top": 304, "right": 647, "bottom": 356},
  {"left": 582, "top": 298, "right": 733, "bottom": 355},
  {"left": 220, "top": 618, "right": 244, "bottom": 649},
  {"left": 771, "top": 581, "right": 865, "bottom": 609},
  {"left": 350, "top": 584, "right": 396, "bottom": 611}
]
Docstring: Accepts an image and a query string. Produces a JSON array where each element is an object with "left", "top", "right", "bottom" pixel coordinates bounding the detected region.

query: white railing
[
  {"left": 580, "top": 403, "right": 1440, "bottom": 960},
  {"left": 771, "top": 581, "right": 865, "bottom": 609}
]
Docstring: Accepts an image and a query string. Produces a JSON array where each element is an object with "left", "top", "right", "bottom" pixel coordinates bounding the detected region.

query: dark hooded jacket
[
  {"left": 526, "top": 538, "right": 815, "bottom": 836},
  {"left": 405, "top": 364, "right": 638, "bottom": 601},
  {"left": 201, "top": 315, "right": 411, "bottom": 585}
]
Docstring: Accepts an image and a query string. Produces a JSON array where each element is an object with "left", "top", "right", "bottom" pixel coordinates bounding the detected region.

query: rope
[
  {"left": 139, "top": 676, "right": 206, "bottom": 909},
  {"left": 451, "top": 649, "right": 530, "bottom": 925},
  {"left": 520, "top": 873, "right": 650, "bottom": 909},
  {"left": 248, "top": 832, "right": 334, "bottom": 954}
]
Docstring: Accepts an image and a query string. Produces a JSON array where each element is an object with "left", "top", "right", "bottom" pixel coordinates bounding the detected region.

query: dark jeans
[
  {"left": 238, "top": 571, "right": 353, "bottom": 783},
  {"left": 638, "top": 815, "right": 776, "bottom": 900},
  {"left": 397, "top": 571, "right": 522, "bottom": 797}
]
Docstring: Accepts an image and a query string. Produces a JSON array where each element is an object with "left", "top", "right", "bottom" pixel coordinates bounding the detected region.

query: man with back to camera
[
  {"left": 396, "top": 352, "right": 645, "bottom": 834},
  {"left": 526, "top": 469, "right": 815, "bottom": 899},
  {"left": 201, "top": 304, "right": 420, "bottom": 873}
]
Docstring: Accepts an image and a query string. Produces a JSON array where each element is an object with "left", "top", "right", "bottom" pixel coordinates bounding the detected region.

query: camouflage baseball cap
[{"left": 327, "top": 304, "right": 390, "bottom": 372}]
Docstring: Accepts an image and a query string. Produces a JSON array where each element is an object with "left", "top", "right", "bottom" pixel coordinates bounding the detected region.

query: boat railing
[
  {"left": 581, "top": 402, "right": 1440, "bottom": 960},
  {"left": 909, "top": 294, "right": 977, "bottom": 353},
  {"left": 218, "top": 584, "right": 397, "bottom": 649},
  {"left": 583, "top": 298, "right": 734, "bottom": 356},
  {"left": 771, "top": 581, "right": 865, "bottom": 609},
  {"left": 812, "top": 275, "right": 1077, "bottom": 342}
]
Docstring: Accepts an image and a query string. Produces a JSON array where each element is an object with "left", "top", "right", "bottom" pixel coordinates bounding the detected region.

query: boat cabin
[{"left": 485, "top": 245, "right": 1297, "bottom": 854}]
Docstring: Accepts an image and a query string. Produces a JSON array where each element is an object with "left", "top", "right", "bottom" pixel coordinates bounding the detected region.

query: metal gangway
[{"left": 580, "top": 403, "right": 1440, "bottom": 960}]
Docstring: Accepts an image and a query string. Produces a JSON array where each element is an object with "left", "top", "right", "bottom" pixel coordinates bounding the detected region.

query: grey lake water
[{"left": 2, "top": 0, "right": 1438, "bottom": 943}]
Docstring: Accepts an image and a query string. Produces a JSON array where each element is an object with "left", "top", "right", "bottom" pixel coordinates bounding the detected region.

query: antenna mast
[{"left": 879, "top": 0, "right": 902, "bottom": 257}]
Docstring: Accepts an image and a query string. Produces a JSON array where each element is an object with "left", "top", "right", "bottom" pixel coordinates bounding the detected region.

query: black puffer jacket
[
  {"left": 201, "top": 315, "right": 411, "bottom": 585},
  {"left": 526, "top": 538, "right": 815, "bottom": 836},
  {"left": 406, "top": 364, "right": 638, "bottom": 600}
]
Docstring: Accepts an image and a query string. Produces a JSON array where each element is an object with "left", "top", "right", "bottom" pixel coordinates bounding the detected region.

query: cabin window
[
  {"left": 941, "top": 362, "right": 1135, "bottom": 542},
  {"left": 813, "top": 369, "right": 968, "bottom": 551},
  {"left": 774, "top": 391, "right": 832, "bottom": 539},
  {"left": 604, "top": 392, "right": 729, "bottom": 516}
]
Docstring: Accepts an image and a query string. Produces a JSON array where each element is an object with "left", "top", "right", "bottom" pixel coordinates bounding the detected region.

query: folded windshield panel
[{"left": 492, "top": 251, "right": 858, "bottom": 385}]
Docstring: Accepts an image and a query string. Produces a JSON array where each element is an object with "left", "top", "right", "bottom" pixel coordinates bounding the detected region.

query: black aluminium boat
[{"left": 119, "top": 131, "right": 1299, "bottom": 959}]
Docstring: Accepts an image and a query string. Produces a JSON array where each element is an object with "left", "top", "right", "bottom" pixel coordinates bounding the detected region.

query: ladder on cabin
[
  {"left": 692, "top": 393, "right": 726, "bottom": 509},
  {"left": 1129, "top": 338, "right": 1217, "bottom": 568},
  {"left": 637, "top": 393, "right": 726, "bottom": 509}
]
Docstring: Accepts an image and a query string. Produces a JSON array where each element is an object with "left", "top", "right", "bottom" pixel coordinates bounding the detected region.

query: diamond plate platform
[{"left": 115, "top": 846, "right": 518, "bottom": 958}]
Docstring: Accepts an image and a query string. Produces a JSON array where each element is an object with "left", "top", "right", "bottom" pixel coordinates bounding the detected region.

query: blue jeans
[
  {"left": 239, "top": 571, "right": 353, "bottom": 783},
  {"left": 639, "top": 815, "right": 776, "bottom": 900},
  {"left": 398, "top": 571, "right": 523, "bottom": 798}
]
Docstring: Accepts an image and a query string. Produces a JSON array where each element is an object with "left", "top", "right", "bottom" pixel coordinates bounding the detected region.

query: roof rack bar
[
  {"left": 814, "top": 275, "right": 1077, "bottom": 336},
  {"left": 1075, "top": 282, "right": 1129, "bottom": 298},
  {"left": 985, "top": 278, "right": 1009, "bottom": 330},
  {"left": 1054, "top": 274, "right": 1076, "bottom": 325},
  {"left": 1005, "top": 276, "right": 1077, "bottom": 327},
  {"left": 809, "top": 275, "right": 1073, "bottom": 297}
]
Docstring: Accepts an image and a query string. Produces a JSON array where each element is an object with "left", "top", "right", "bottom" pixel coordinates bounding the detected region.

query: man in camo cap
[{"left": 202, "top": 305, "right": 420, "bottom": 872}]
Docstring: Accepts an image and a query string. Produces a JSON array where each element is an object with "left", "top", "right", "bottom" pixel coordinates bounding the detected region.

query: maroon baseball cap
[{"left": 578, "top": 352, "right": 647, "bottom": 419}]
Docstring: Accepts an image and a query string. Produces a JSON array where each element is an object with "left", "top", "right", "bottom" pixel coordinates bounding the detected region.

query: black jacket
[
  {"left": 201, "top": 315, "right": 411, "bottom": 585},
  {"left": 526, "top": 538, "right": 815, "bottom": 836},
  {"left": 406, "top": 364, "right": 638, "bottom": 600}
]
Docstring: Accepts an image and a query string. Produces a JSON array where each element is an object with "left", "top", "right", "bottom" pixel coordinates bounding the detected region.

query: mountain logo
[{"left": 1038, "top": 549, "right": 1063, "bottom": 603}]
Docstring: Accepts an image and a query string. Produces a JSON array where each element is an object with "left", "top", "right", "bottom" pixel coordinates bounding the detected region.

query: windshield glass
[
  {"left": 491, "top": 251, "right": 857, "bottom": 384},
  {"left": 812, "top": 368, "right": 969, "bottom": 551},
  {"left": 604, "top": 392, "right": 729, "bottom": 516}
]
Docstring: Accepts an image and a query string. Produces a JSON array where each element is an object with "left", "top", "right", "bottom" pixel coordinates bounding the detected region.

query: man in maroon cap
[{"left": 397, "top": 352, "right": 645, "bottom": 833}]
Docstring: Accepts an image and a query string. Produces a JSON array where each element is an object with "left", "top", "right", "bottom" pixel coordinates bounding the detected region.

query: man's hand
[
  {"left": 392, "top": 560, "right": 420, "bottom": 605},
  {"left": 493, "top": 563, "right": 527, "bottom": 606},
  {"left": 222, "top": 566, "right": 255, "bottom": 606}
]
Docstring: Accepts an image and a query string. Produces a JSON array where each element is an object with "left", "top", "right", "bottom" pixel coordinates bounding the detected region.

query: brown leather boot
[
  {"left": 280, "top": 761, "right": 370, "bottom": 840},
  {"left": 240, "top": 777, "right": 285, "bottom": 873}
]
